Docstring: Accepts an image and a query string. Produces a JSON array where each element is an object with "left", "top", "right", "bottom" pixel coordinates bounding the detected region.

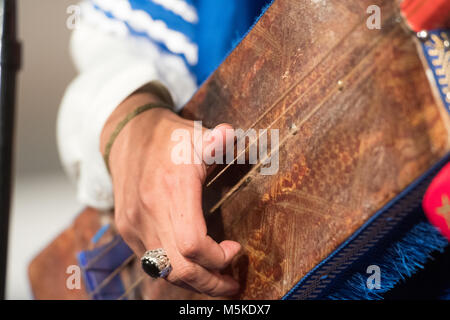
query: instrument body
[{"left": 29, "top": 0, "right": 450, "bottom": 299}]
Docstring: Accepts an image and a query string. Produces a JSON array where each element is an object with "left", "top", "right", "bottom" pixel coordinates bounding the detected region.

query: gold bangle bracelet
[{"left": 103, "top": 101, "right": 173, "bottom": 174}]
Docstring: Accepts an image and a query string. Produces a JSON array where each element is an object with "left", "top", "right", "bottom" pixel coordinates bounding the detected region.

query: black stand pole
[{"left": 0, "top": 0, "right": 20, "bottom": 300}]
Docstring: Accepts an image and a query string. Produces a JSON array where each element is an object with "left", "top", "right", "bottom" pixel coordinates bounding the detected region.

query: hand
[{"left": 100, "top": 89, "right": 241, "bottom": 297}]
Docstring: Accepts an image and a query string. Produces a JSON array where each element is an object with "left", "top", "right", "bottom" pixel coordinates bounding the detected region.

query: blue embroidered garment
[{"left": 89, "top": 0, "right": 272, "bottom": 85}]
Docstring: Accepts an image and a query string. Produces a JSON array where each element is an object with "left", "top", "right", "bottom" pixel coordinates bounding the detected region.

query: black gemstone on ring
[{"left": 141, "top": 258, "right": 160, "bottom": 278}]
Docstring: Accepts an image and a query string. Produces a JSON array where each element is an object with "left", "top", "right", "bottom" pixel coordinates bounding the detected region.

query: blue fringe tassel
[{"left": 328, "top": 222, "right": 448, "bottom": 300}]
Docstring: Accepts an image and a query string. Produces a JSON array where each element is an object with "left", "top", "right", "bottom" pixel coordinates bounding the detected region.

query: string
[
  {"left": 117, "top": 274, "right": 146, "bottom": 300},
  {"left": 206, "top": 14, "right": 398, "bottom": 213},
  {"left": 88, "top": 254, "right": 135, "bottom": 299},
  {"left": 205, "top": 17, "right": 365, "bottom": 188},
  {"left": 83, "top": 236, "right": 122, "bottom": 270}
]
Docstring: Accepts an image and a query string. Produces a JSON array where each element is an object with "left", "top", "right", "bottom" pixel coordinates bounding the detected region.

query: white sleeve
[{"left": 57, "top": 12, "right": 197, "bottom": 210}]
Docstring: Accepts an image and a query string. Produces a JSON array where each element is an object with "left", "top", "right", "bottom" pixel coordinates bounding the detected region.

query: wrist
[{"left": 100, "top": 91, "right": 162, "bottom": 155}]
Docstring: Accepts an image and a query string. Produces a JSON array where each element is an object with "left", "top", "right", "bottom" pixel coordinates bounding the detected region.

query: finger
[
  {"left": 139, "top": 220, "right": 240, "bottom": 297},
  {"left": 178, "top": 233, "right": 241, "bottom": 271},
  {"left": 170, "top": 176, "right": 241, "bottom": 270},
  {"left": 216, "top": 123, "right": 235, "bottom": 148},
  {"left": 167, "top": 257, "right": 240, "bottom": 297},
  {"left": 191, "top": 123, "right": 233, "bottom": 165},
  {"left": 202, "top": 123, "right": 234, "bottom": 165}
]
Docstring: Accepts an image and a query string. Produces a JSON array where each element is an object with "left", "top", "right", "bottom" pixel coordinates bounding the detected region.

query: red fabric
[
  {"left": 423, "top": 162, "right": 450, "bottom": 241},
  {"left": 401, "top": 0, "right": 450, "bottom": 32}
]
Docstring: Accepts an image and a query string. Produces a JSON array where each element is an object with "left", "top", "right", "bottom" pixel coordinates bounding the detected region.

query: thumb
[
  {"left": 219, "top": 240, "right": 242, "bottom": 264},
  {"left": 196, "top": 123, "right": 234, "bottom": 166}
]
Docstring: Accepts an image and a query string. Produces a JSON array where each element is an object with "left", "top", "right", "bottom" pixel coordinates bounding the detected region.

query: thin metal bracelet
[{"left": 103, "top": 102, "right": 173, "bottom": 174}]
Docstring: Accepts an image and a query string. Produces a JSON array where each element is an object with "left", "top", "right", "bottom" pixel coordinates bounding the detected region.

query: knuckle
[
  {"left": 115, "top": 214, "right": 131, "bottom": 238},
  {"left": 177, "top": 236, "right": 202, "bottom": 259},
  {"left": 117, "top": 203, "right": 141, "bottom": 226},
  {"left": 175, "top": 262, "right": 197, "bottom": 283},
  {"left": 124, "top": 207, "right": 140, "bottom": 225},
  {"left": 138, "top": 183, "right": 156, "bottom": 209},
  {"left": 208, "top": 280, "right": 221, "bottom": 297}
]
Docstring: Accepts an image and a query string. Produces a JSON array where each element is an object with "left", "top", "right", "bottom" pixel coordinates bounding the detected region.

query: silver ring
[{"left": 141, "top": 248, "right": 172, "bottom": 278}]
